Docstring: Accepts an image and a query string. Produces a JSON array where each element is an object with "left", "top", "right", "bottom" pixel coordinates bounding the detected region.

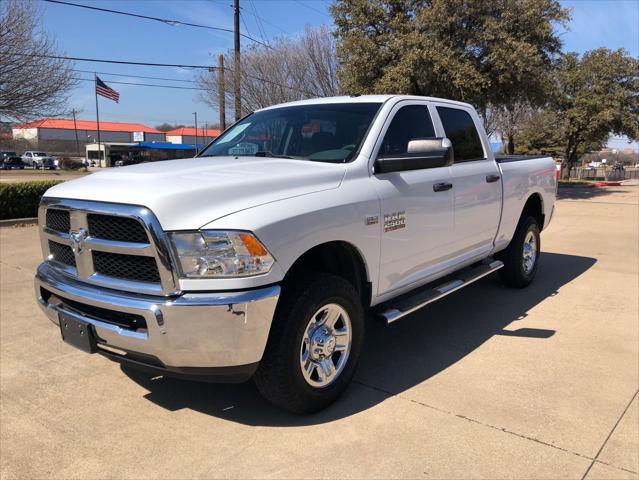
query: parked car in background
[
  {"left": 22, "top": 151, "right": 53, "bottom": 169},
  {"left": 34, "top": 95, "right": 557, "bottom": 413},
  {"left": 1, "top": 151, "right": 18, "bottom": 162},
  {"left": 41, "top": 158, "right": 58, "bottom": 170},
  {"left": 0, "top": 156, "right": 26, "bottom": 169}
]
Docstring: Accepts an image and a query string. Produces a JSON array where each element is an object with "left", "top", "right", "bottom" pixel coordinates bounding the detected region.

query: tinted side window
[
  {"left": 436, "top": 107, "right": 485, "bottom": 162},
  {"left": 379, "top": 105, "right": 435, "bottom": 157}
]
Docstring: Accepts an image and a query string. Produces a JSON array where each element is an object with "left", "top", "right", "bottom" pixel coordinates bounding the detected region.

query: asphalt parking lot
[{"left": 1, "top": 186, "right": 637, "bottom": 479}]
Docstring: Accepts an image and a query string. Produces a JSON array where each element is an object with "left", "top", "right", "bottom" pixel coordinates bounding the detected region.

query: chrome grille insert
[
  {"left": 93, "top": 251, "right": 160, "bottom": 283},
  {"left": 88, "top": 214, "right": 148, "bottom": 243},
  {"left": 48, "top": 240, "right": 76, "bottom": 267},
  {"left": 38, "top": 199, "right": 179, "bottom": 296},
  {"left": 46, "top": 209, "right": 70, "bottom": 233}
]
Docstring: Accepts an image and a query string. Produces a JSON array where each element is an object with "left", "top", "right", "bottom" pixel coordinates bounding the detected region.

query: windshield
[{"left": 199, "top": 103, "right": 381, "bottom": 163}]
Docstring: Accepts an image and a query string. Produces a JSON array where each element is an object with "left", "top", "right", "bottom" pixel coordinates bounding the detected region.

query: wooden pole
[{"left": 233, "top": 0, "right": 241, "bottom": 121}]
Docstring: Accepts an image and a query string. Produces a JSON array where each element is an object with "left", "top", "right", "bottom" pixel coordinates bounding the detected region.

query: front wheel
[
  {"left": 254, "top": 273, "right": 365, "bottom": 413},
  {"left": 497, "top": 216, "right": 541, "bottom": 288}
]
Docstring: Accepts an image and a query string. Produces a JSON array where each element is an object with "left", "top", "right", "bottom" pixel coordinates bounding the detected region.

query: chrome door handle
[
  {"left": 486, "top": 174, "right": 501, "bottom": 183},
  {"left": 433, "top": 182, "right": 453, "bottom": 192}
]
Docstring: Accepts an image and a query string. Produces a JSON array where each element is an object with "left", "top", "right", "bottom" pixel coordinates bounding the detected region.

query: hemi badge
[{"left": 365, "top": 215, "right": 379, "bottom": 226}]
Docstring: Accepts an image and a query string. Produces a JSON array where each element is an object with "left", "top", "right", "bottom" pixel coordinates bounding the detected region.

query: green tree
[
  {"left": 517, "top": 48, "right": 639, "bottom": 178},
  {"left": 155, "top": 123, "right": 184, "bottom": 132},
  {"left": 331, "top": 0, "right": 569, "bottom": 114}
]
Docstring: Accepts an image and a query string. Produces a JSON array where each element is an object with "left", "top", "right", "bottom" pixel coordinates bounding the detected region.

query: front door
[{"left": 372, "top": 102, "right": 455, "bottom": 296}]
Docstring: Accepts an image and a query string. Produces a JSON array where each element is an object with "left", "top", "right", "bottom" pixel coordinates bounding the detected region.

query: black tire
[
  {"left": 254, "top": 273, "right": 365, "bottom": 414},
  {"left": 496, "top": 216, "right": 540, "bottom": 288}
]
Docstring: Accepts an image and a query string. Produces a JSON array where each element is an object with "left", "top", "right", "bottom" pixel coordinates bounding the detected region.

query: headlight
[{"left": 169, "top": 231, "right": 274, "bottom": 278}]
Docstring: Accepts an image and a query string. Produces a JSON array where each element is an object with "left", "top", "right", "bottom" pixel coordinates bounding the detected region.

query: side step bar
[{"left": 378, "top": 260, "right": 504, "bottom": 325}]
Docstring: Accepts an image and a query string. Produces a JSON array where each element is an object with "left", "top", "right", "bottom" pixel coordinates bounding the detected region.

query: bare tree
[
  {"left": 0, "top": 0, "right": 77, "bottom": 122},
  {"left": 198, "top": 25, "right": 340, "bottom": 118},
  {"left": 492, "top": 103, "right": 536, "bottom": 154}
]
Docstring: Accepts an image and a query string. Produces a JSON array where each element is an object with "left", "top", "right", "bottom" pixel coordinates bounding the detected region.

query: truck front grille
[
  {"left": 88, "top": 214, "right": 149, "bottom": 243},
  {"left": 48, "top": 240, "right": 76, "bottom": 267},
  {"left": 39, "top": 199, "right": 178, "bottom": 295},
  {"left": 93, "top": 251, "right": 160, "bottom": 283},
  {"left": 46, "top": 209, "right": 70, "bottom": 233}
]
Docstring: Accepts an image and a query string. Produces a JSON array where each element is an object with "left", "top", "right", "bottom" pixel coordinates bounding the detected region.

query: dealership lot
[{"left": 1, "top": 187, "right": 637, "bottom": 479}]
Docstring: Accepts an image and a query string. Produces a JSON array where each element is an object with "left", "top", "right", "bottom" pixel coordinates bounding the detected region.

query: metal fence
[{"left": 569, "top": 167, "right": 639, "bottom": 181}]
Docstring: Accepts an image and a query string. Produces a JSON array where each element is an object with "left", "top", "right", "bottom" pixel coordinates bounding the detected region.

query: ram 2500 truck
[{"left": 34, "top": 95, "right": 556, "bottom": 413}]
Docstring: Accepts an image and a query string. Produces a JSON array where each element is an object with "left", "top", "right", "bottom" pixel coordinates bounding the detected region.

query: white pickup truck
[
  {"left": 22, "top": 151, "right": 54, "bottom": 169},
  {"left": 34, "top": 95, "right": 556, "bottom": 413}
]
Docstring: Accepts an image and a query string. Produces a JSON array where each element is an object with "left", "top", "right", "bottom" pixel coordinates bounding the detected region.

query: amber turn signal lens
[{"left": 239, "top": 233, "right": 269, "bottom": 256}]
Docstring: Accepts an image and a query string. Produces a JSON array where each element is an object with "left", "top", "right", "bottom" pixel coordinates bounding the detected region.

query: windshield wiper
[{"left": 254, "top": 151, "right": 294, "bottom": 159}]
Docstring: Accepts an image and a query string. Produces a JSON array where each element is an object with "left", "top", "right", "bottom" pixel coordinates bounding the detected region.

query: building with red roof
[
  {"left": 165, "top": 127, "right": 220, "bottom": 146},
  {"left": 12, "top": 118, "right": 166, "bottom": 146}
]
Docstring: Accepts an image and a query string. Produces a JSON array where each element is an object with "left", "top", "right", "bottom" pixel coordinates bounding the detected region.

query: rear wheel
[
  {"left": 254, "top": 273, "right": 364, "bottom": 413},
  {"left": 497, "top": 216, "right": 540, "bottom": 288}
]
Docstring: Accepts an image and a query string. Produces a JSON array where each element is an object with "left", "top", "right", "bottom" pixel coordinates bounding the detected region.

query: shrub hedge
[{"left": 0, "top": 180, "right": 63, "bottom": 220}]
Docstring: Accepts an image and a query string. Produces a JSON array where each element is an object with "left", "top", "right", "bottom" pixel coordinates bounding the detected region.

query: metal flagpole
[
  {"left": 94, "top": 73, "right": 102, "bottom": 167},
  {"left": 71, "top": 109, "right": 80, "bottom": 156}
]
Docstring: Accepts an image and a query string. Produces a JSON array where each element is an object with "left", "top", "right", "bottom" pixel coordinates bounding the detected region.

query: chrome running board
[{"left": 378, "top": 260, "right": 504, "bottom": 325}]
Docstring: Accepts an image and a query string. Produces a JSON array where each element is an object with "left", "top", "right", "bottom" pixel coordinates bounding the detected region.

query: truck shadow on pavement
[
  {"left": 122, "top": 251, "right": 596, "bottom": 426},
  {"left": 557, "top": 185, "right": 626, "bottom": 200}
]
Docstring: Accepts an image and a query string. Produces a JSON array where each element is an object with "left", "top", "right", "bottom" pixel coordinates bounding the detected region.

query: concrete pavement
[{"left": 1, "top": 187, "right": 637, "bottom": 479}]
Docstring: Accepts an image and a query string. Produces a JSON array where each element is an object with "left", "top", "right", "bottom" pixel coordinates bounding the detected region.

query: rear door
[
  {"left": 433, "top": 104, "right": 502, "bottom": 261},
  {"left": 372, "top": 101, "right": 454, "bottom": 296}
]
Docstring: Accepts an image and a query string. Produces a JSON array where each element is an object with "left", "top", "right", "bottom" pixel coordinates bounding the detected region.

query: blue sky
[{"left": 41, "top": 0, "right": 638, "bottom": 147}]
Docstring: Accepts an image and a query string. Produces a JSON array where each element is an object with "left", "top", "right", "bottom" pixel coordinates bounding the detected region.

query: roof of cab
[{"left": 257, "top": 95, "right": 474, "bottom": 111}]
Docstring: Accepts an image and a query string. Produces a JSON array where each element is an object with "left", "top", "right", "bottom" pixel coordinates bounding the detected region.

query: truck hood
[{"left": 45, "top": 156, "right": 346, "bottom": 230}]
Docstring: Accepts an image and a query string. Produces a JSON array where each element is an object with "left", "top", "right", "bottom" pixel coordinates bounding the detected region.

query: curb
[{"left": 0, "top": 217, "right": 38, "bottom": 228}]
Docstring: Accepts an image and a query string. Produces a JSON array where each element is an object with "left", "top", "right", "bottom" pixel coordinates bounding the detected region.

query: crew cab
[{"left": 34, "top": 95, "right": 556, "bottom": 413}]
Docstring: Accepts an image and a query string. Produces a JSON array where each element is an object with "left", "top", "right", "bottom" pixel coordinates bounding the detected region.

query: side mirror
[{"left": 375, "top": 137, "right": 454, "bottom": 174}]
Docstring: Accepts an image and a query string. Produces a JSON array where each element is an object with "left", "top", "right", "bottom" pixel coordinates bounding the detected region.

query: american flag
[{"left": 95, "top": 76, "right": 120, "bottom": 103}]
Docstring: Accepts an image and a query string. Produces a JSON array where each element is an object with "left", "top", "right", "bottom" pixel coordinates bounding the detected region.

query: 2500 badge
[{"left": 383, "top": 211, "right": 406, "bottom": 232}]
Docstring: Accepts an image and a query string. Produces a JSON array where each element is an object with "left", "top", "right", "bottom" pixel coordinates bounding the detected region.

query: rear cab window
[{"left": 436, "top": 107, "right": 485, "bottom": 162}]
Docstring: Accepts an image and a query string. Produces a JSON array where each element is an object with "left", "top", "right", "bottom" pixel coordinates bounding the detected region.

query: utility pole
[
  {"left": 71, "top": 109, "right": 80, "bottom": 156},
  {"left": 233, "top": 0, "right": 241, "bottom": 121},
  {"left": 193, "top": 111, "right": 198, "bottom": 153},
  {"left": 218, "top": 54, "right": 226, "bottom": 131}
]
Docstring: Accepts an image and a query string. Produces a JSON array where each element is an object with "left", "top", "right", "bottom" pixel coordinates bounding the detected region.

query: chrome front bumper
[{"left": 35, "top": 262, "right": 280, "bottom": 376}]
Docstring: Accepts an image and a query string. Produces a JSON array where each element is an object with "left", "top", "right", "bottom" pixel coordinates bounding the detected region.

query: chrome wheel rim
[
  {"left": 522, "top": 231, "right": 537, "bottom": 275},
  {"left": 300, "top": 303, "right": 352, "bottom": 388}
]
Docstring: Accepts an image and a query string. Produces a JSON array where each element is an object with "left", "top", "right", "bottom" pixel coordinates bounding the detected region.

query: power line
[
  {"left": 247, "top": 0, "right": 272, "bottom": 42},
  {"left": 239, "top": 6, "right": 257, "bottom": 45},
  {"left": 74, "top": 69, "right": 198, "bottom": 84},
  {"left": 11, "top": 53, "right": 320, "bottom": 97},
  {"left": 17, "top": 62, "right": 200, "bottom": 83},
  {"left": 9, "top": 52, "right": 213, "bottom": 69},
  {"left": 291, "top": 0, "right": 332, "bottom": 18},
  {"left": 73, "top": 77, "right": 204, "bottom": 91},
  {"left": 43, "top": 0, "right": 273, "bottom": 49},
  {"left": 213, "top": 0, "right": 290, "bottom": 36}
]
